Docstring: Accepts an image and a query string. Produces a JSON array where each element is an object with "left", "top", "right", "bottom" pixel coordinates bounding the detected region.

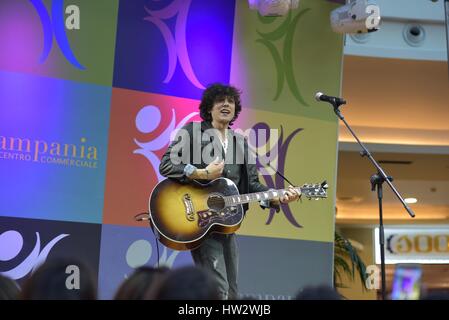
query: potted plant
[{"left": 334, "top": 231, "right": 368, "bottom": 290}]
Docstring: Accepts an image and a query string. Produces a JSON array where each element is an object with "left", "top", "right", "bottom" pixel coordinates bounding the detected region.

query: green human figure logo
[{"left": 255, "top": 8, "right": 311, "bottom": 106}]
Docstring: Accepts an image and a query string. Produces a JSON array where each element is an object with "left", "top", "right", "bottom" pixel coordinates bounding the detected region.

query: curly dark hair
[{"left": 199, "top": 83, "right": 242, "bottom": 126}]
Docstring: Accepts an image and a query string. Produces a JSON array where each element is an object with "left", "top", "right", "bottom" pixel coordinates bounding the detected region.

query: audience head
[
  {"left": 20, "top": 258, "right": 97, "bottom": 300},
  {"left": 421, "top": 290, "right": 449, "bottom": 300},
  {"left": 146, "top": 266, "right": 220, "bottom": 300},
  {"left": 114, "top": 266, "right": 169, "bottom": 300},
  {"left": 0, "top": 274, "right": 20, "bottom": 300},
  {"left": 295, "top": 285, "right": 342, "bottom": 300}
]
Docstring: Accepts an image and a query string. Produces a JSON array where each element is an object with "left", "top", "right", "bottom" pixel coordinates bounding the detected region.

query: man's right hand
[
  {"left": 205, "top": 158, "right": 224, "bottom": 180},
  {"left": 187, "top": 158, "right": 224, "bottom": 180}
]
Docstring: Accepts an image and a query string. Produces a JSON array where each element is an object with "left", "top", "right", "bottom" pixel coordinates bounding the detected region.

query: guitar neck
[{"left": 223, "top": 187, "right": 301, "bottom": 206}]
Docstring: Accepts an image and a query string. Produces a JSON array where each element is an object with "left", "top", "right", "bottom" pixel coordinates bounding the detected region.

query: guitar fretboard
[{"left": 223, "top": 188, "right": 300, "bottom": 206}]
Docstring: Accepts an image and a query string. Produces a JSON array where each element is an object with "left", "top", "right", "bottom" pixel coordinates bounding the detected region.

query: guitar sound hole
[{"left": 207, "top": 194, "right": 225, "bottom": 211}]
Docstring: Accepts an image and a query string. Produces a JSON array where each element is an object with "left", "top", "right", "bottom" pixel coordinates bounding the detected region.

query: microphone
[{"left": 315, "top": 92, "right": 346, "bottom": 106}]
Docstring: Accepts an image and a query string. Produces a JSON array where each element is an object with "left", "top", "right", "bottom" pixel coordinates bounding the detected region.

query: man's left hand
[{"left": 279, "top": 185, "right": 301, "bottom": 204}]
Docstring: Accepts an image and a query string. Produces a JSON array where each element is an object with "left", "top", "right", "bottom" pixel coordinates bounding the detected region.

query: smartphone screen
[{"left": 391, "top": 264, "right": 422, "bottom": 300}]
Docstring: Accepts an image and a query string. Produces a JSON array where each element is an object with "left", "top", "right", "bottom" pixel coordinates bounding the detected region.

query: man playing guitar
[{"left": 159, "top": 83, "right": 300, "bottom": 300}]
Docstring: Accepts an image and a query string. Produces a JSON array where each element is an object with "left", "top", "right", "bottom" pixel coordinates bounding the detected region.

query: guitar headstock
[{"left": 300, "top": 181, "right": 328, "bottom": 200}]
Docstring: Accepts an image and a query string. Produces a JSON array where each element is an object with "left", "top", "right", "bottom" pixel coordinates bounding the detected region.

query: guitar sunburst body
[{"left": 149, "top": 178, "right": 244, "bottom": 251}]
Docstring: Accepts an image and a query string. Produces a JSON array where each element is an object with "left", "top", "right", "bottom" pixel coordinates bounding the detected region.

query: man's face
[{"left": 210, "top": 96, "right": 235, "bottom": 124}]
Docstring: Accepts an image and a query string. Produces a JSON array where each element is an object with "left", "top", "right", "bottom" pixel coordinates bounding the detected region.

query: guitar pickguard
[{"left": 197, "top": 206, "right": 240, "bottom": 229}]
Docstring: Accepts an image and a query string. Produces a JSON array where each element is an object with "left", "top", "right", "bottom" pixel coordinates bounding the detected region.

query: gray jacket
[{"left": 159, "top": 120, "right": 278, "bottom": 213}]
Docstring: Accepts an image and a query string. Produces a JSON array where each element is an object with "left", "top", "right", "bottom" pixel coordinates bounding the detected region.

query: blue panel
[
  {"left": 0, "top": 70, "right": 111, "bottom": 224},
  {"left": 0, "top": 216, "right": 101, "bottom": 283},
  {"left": 98, "top": 224, "right": 194, "bottom": 299},
  {"left": 237, "top": 235, "right": 334, "bottom": 299},
  {"left": 113, "top": 0, "right": 236, "bottom": 100}
]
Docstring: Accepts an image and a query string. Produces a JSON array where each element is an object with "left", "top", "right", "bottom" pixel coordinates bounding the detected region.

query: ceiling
[
  {"left": 339, "top": 55, "right": 449, "bottom": 146},
  {"left": 336, "top": 55, "right": 449, "bottom": 225},
  {"left": 336, "top": 149, "right": 449, "bottom": 223}
]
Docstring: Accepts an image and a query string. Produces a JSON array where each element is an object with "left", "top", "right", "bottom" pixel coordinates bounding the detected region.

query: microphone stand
[
  {"left": 327, "top": 98, "right": 415, "bottom": 300},
  {"left": 445, "top": 0, "right": 449, "bottom": 78}
]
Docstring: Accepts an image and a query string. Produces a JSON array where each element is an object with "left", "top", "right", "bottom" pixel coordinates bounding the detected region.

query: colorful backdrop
[{"left": 0, "top": 0, "right": 343, "bottom": 299}]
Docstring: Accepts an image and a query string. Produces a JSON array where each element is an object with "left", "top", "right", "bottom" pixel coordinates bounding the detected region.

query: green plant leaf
[{"left": 334, "top": 231, "right": 369, "bottom": 291}]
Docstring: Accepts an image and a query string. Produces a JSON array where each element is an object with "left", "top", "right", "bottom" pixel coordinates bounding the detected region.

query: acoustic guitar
[{"left": 149, "top": 177, "right": 328, "bottom": 250}]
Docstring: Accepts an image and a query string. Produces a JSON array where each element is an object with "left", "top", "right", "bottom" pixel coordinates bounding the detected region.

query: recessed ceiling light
[{"left": 404, "top": 198, "right": 418, "bottom": 204}]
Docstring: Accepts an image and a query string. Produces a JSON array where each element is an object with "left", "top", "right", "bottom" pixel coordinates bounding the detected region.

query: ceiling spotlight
[
  {"left": 248, "top": 0, "right": 299, "bottom": 17},
  {"left": 404, "top": 198, "right": 418, "bottom": 204},
  {"left": 330, "top": 0, "right": 381, "bottom": 34}
]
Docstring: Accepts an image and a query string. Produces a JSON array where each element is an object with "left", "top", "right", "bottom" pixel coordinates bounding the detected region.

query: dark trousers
[{"left": 191, "top": 233, "right": 238, "bottom": 300}]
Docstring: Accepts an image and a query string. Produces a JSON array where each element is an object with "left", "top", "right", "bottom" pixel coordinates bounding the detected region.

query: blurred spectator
[
  {"left": 295, "top": 285, "right": 342, "bottom": 300},
  {"left": 0, "top": 274, "right": 20, "bottom": 300},
  {"left": 114, "top": 266, "right": 169, "bottom": 300},
  {"left": 20, "top": 258, "right": 97, "bottom": 300},
  {"left": 146, "top": 266, "right": 220, "bottom": 300}
]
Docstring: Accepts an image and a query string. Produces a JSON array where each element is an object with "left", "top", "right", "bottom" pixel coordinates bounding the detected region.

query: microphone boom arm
[
  {"left": 331, "top": 104, "right": 415, "bottom": 219},
  {"left": 316, "top": 91, "right": 415, "bottom": 301}
]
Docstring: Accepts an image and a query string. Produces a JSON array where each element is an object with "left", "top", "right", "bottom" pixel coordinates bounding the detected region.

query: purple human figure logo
[
  {"left": 0, "top": 230, "right": 69, "bottom": 279},
  {"left": 250, "top": 122, "right": 303, "bottom": 228},
  {"left": 125, "top": 239, "right": 180, "bottom": 270},
  {"left": 133, "top": 105, "right": 198, "bottom": 181},
  {"left": 29, "top": 0, "right": 85, "bottom": 69},
  {"left": 144, "top": 0, "right": 205, "bottom": 89}
]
